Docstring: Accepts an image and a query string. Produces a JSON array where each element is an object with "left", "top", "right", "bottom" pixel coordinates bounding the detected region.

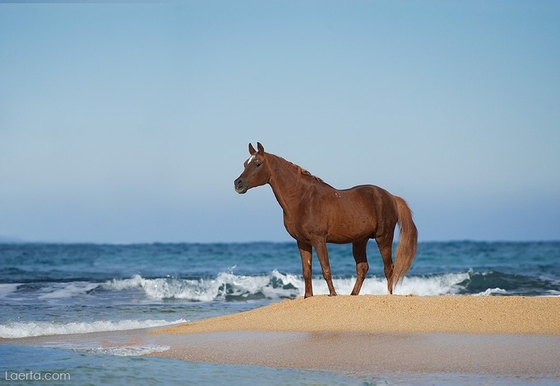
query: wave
[
  {"left": 0, "top": 283, "right": 20, "bottom": 299},
  {"left": 455, "top": 270, "right": 560, "bottom": 296},
  {"left": 4, "top": 270, "right": 556, "bottom": 307},
  {"left": 100, "top": 270, "right": 476, "bottom": 301},
  {"left": 0, "top": 319, "right": 188, "bottom": 339},
  {"left": 102, "top": 270, "right": 302, "bottom": 301},
  {"left": 102, "top": 269, "right": 560, "bottom": 300},
  {"left": 38, "top": 282, "right": 100, "bottom": 300}
]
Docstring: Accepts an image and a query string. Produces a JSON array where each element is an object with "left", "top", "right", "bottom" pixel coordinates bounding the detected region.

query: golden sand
[{"left": 153, "top": 295, "right": 560, "bottom": 336}]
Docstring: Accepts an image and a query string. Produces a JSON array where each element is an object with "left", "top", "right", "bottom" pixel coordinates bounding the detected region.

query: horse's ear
[
  {"left": 248, "top": 143, "right": 256, "bottom": 155},
  {"left": 257, "top": 142, "right": 265, "bottom": 154}
]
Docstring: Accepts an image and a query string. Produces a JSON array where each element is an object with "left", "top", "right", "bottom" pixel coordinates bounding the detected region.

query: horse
[{"left": 234, "top": 142, "right": 418, "bottom": 298}]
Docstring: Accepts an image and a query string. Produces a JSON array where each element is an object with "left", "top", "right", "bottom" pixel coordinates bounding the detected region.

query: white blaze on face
[{"left": 246, "top": 155, "right": 255, "bottom": 165}]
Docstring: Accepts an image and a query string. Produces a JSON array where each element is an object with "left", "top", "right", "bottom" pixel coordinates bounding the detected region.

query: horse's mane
[{"left": 273, "top": 154, "right": 329, "bottom": 186}]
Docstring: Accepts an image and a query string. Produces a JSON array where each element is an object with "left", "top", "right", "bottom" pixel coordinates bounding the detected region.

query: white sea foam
[
  {"left": 82, "top": 345, "right": 170, "bottom": 356},
  {"left": 311, "top": 272, "right": 470, "bottom": 296},
  {"left": 101, "top": 271, "right": 471, "bottom": 301},
  {"left": 392, "top": 272, "right": 471, "bottom": 296},
  {"left": 0, "top": 319, "right": 188, "bottom": 339},
  {"left": 38, "top": 341, "right": 171, "bottom": 357},
  {"left": 103, "top": 270, "right": 302, "bottom": 301},
  {"left": 0, "top": 283, "right": 20, "bottom": 299},
  {"left": 38, "top": 282, "right": 99, "bottom": 300},
  {"left": 474, "top": 288, "right": 508, "bottom": 296}
]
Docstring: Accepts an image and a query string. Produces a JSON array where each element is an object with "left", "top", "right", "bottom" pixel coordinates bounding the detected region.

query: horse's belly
[
  {"left": 326, "top": 211, "right": 376, "bottom": 243},
  {"left": 326, "top": 227, "right": 374, "bottom": 244}
]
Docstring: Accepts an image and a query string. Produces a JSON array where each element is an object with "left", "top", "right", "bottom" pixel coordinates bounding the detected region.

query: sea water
[{"left": 1, "top": 241, "right": 559, "bottom": 385}]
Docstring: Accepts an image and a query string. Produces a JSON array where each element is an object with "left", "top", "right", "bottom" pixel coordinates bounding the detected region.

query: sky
[{"left": 0, "top": 1, "right": 559, "bottom": 243}]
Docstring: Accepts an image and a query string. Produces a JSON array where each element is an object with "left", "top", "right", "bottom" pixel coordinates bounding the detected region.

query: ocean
[{"left": 1, "top": 241, "right": 559, "bottom": 385}]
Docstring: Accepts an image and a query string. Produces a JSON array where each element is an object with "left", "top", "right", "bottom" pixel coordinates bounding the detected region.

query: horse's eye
[{"left": 254, "top": 162, "right": 261, "bottom": 167}]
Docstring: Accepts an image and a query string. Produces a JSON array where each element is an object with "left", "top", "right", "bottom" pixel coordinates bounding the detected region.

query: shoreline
[{"left": 4, "top": 329, "right": 560, "bottom": 377}]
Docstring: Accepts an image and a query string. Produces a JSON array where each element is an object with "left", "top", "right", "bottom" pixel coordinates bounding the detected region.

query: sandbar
[
  {"left": 148, "top": 295, "right": 560, "bottom": 376},
  {"left": 153, "top": 295, "right": 560, "bottom": 335}
]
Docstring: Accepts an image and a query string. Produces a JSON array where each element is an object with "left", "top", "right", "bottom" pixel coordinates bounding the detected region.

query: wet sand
[{"left": 151, "top": 331, "right": 560, "bottom": 376}]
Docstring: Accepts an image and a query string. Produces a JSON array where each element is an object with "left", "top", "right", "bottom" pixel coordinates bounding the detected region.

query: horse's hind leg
[
  {"left": 351, "top": 239, "right": 369, "bottom": 295},
  {"left": 375, "top": 234, "right": 395, "bottom": 294}
]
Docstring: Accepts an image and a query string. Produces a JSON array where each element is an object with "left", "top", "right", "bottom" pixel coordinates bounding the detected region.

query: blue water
[{"left": 1, "top": 241, "right": 559, "bottom": 385}]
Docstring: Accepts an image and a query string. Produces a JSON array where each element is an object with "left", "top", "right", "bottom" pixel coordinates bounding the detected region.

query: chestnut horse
[{"left": 234, "top": 142, "right": 418, "bottom": 298}]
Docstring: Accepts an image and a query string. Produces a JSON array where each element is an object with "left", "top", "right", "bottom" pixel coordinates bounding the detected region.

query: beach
[
  {"left": 5, "top": 294, "right": 560, "bottom": 379},
  {"left": 145, "top": 295, "right": 560, "bottom": 377},
  {"left": 2, "top": 242, "right": 559, "bottom": 384}
]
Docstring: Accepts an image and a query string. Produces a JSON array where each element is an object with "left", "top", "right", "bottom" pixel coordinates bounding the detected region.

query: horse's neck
[{"left": 267, "top": 155, "right": 309, "bottom": 215}]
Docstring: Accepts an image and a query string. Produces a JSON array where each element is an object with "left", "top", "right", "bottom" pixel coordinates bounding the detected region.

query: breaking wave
[
  {"left": 100, "top": 270, "right": 511, "bottom": 300},
  {"left": 102, "top": 270, "right": 302, "bottom": 301},
  {"left": 0, "top": 319, "right": 187, "bottom": 339}
]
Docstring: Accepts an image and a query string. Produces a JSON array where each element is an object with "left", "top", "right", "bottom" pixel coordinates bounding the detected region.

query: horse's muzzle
[{"left": 234, "top": 178, "right": 248, "bottom": 194}]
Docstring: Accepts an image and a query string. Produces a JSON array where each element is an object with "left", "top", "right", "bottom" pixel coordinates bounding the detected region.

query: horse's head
[{"left": 234, "top": 142, "right": 270, "bottom": 194}]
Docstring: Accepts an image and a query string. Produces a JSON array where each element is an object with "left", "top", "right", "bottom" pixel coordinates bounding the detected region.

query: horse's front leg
[
  {"left": 313, "top": 240, "right": 337, "bottom": 296},
  {"left": 297, "top": 241, "right": 314, "bottom": 298}
]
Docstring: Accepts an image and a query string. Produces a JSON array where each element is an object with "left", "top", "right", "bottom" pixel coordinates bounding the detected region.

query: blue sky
[{"left": 1, "top": 1, "right": 559, "bottom": 243}]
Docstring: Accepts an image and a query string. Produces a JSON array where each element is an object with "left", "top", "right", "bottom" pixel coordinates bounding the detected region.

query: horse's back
[
  {"left": 317, "top": 184, "right": 398, "bottom": 243},
  {"left": 341, "top": 184, "right": 396, "bottom": 209}
]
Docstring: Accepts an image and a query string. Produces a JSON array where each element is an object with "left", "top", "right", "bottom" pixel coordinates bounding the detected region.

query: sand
[
  {"left": 153, "top": 295, "right": 560, "bottom": 335},
  {"left": 146, "top": 295, "right": 560, "bottom": 376}
]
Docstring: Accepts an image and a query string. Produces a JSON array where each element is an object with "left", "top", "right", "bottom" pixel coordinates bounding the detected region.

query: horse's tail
[{"left": 391, "top": 195, "right": 418, "bottom": 292}]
